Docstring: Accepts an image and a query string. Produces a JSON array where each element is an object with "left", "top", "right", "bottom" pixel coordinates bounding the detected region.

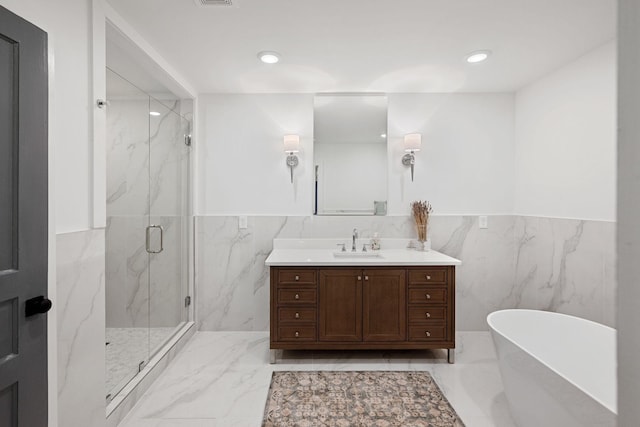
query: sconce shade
[
  {"left": 283, "top": 134, "right": 300, "bottom": 153},
  {"left": 404, "top": 133, "right": 422, "bottom": 152}
]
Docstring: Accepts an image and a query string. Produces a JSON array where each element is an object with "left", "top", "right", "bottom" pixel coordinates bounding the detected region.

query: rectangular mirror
[{"left": 314, "top": 94, "right": 388, "bottom": 215}]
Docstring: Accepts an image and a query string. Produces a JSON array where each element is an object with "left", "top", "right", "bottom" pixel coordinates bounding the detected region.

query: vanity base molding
[{"left": 269, "top": 266, "right": 456, "bottom": 364}]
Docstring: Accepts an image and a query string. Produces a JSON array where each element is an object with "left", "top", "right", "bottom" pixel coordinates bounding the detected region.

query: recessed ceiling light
[
  {"left": 258, "top": 51, "right": 280, "bottom": 64},
  {"left": 466, "top": 50, "right": 491, "bottom": 63},
  {"left": 149, "top": 111, "right": 161, "bottom": 116}
]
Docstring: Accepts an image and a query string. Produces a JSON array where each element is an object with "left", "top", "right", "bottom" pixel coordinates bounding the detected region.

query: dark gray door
[{"left": 0, "top": 6, "right": 49, "bottom": 427}]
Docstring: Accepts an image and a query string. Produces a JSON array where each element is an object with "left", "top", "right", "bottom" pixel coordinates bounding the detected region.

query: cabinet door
[
  {"left": 319, "top": 269, "right": 362, "bottom": 341},
  {"left": 363, "top": 269, "right": 406, "bottom": 342}
]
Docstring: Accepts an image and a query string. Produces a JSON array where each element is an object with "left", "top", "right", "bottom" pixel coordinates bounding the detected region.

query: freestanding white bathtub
[{"left": 487, "top": 309, "right": 616, "bottom": 427}]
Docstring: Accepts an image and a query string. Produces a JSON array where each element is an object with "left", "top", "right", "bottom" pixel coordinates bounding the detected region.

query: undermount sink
[{"left": 333, "top": 251, "right": 382, "bottom": 258}]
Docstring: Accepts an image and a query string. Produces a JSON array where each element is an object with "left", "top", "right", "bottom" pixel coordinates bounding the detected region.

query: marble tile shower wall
[
  {"left": 196, "top": 215, "right": 615, "bottom": 331},
  {"left": 106, "top": 99, "right": 189, "bottom": 328},
  {"left": 106, "top": 216, "right": 185, "bottom": 327}
]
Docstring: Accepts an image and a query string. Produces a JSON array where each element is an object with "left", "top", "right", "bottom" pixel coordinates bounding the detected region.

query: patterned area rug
[{"left": 262, "top": 371, "right": 465, "bottom": 426}]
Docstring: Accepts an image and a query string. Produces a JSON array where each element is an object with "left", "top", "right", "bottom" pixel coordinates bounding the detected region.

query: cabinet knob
[
  {"left": 357, "top": 276, "right": 362, "bottom": 281},
  {"left": 425, "top": 293, "right": 431, "bottom": 299},
  {"left": 295, "top": 294, "right": 300, "bottom": 300},
  {"left": 295, "top": 275, "right": 300, "bottom": 281},
  {"left": 295, "top": 312, "right": 300, "bottom": 319},
  {"left": 295, "top": 331, "right": 299, "bottom": 337},
  {"left": 426, "top": 275, "right": 431, "bottom": 280},
  {"left": 364, "top": 276, "right": 369, "bottom": 281},
  {"left": 425, "top": 331, "right": 431, "bottom": 337},
  {"left": 426, "top": 312, "right": 431, "bottom": 318}
]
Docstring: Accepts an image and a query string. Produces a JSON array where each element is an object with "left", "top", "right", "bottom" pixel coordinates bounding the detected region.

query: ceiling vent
[{"left": 193, "top": 0, "right": 235, "bottom": 6}]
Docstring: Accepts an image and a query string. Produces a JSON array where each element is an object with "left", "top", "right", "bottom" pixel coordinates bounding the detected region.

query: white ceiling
[{"left": 107, "top": 0, "right": 616, "bottom": 94}]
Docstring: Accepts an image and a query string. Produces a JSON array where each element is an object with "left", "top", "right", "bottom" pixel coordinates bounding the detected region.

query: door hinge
[
  {"left": 185, "top": 295, "right": 192, "bottom": 307},
  {"left": 138, "top": 360, "right": 146, "bottom": 373},
  {"left": 184, "top": 134, "right": 192, "bottom": 146}
]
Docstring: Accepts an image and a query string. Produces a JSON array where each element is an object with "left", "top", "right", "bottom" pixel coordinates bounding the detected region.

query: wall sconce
[
  {"left": 284, "top": 134, "right": 300, "bottom": 183},
  {"left": 402, "top": 133, "right": 422, "bottom": 181}
]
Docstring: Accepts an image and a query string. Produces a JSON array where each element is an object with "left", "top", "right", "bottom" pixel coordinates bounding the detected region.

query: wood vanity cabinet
[
  {"left": 361, "top": 269, "right": 406, "bottom": 342},
  {"left": 318, "top": 269, "right": 362, "bottom": 342},
  {"left": 318, "top": 268, "right": 406, "bottom": 342},
  {"left": 270, "top": 265, "right": 455, "bottom": 360}
]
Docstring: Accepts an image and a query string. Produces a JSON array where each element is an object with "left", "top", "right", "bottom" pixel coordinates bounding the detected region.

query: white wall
[
  {"left": 198, "top": 46, "right": 617, "bottom": 220},
  {"left": 514, "top": 41, "right": 616, "bottom": 221},
  {"left": 197, "top": 93, "right": 515, "bottom": 216},
  {"left": 387, "top": 93, "right": 515, "bottom": 215},
  {"left": 197, "top": 94, "right": 314, "bottom": 215}
]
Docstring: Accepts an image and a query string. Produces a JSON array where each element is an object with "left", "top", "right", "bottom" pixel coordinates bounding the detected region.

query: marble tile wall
[
  {"left": 196, "top": 215, "right": 616, "bottom": 331},
  {"left": 57, "top": 229, "right": 106, "bottom": 427},
  {"left": 105, "top": 99, "right": 149, "bottom": 218},
  {"left": 105, "top": 215, "right": 146, "bottom": 328},
  {"left": 513, "top": 216, "right": 616, "bottom": 327}
]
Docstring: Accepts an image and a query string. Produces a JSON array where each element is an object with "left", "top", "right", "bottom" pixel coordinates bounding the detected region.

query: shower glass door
[
  {"left": 105, "top": 69, "right": 151, "bottom": 399},
  {"left": 105, "top": 69, "right": 190, "bottom": 401},
  {"left": 148, "top": 98, "right": 190, "bottom": 357}
]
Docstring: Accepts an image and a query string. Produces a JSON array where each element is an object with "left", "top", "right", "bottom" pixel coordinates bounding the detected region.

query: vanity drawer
[
  {"left": 408, "top": 306, "right": 447, "bottom": 323},
  {"left": 408, "top": 268, "right": 447, "bottom": 285},
  {"left": 278, "top": 307, "right": 317, "bottom": 323},
  {"left": 408, "top": 325, "right": 447, "bottom": 341},
  {"left": 277, "top": 288, "right": 317, "bottom": 305},
  {"left": 278, "top": 269, "right": 316, "bottom": 285},
  {"left": 278, "top": 326, "right": 316, "bottom": 341},
  {"left": 408, "top": 287, "right": 447, "bottom": 304}
]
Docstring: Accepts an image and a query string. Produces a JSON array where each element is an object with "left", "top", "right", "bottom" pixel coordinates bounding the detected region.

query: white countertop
[{"left": 265, "top": 239, "right": 461, "bottom": 266}]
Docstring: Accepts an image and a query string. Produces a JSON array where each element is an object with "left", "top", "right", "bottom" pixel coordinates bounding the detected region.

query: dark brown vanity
[{"left": 269, "top": 264, "right": 456, "bottom": 363}]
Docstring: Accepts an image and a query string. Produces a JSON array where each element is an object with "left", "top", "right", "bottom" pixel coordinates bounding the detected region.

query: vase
[
  {"left": 415, "top": 223, "right": 430, "bottom": 251},
  {"left": 416, "top": 223, "right": 427, "bottom": 242}
]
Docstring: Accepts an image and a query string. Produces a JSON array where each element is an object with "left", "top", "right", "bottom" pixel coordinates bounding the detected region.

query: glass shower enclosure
[{"left": 105, "top": 68, "right": 191, "bottom": 400}]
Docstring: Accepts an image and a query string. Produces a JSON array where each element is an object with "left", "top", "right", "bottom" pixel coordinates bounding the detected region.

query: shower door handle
[{"left": 146, "top": 225, "right": 164, "bottom": 254}]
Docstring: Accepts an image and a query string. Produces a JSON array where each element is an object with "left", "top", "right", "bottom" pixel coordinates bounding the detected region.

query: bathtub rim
[{"left": 487, "top": 308, "right": 617, "bottom": 415}]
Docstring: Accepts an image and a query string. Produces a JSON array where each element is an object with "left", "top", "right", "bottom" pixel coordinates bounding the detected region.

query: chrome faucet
[{"left": 352, "top": 228, "right": 358, "bottom": 252}]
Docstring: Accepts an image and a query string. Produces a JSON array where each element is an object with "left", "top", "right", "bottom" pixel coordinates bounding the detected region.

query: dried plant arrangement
[{"left": 411, "top": 200, "right": 433, "bottom": 242}]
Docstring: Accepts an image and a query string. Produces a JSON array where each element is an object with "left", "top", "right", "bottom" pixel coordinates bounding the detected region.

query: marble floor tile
[{"left": 118, "top": 331, "right": 515, "bottom": 427}]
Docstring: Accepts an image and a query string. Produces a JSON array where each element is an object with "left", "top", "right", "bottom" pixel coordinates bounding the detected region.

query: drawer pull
[
  {"left": 295, "top": 312, "right": 300, "bottom": 319},
  {"left": 426, "top": 275, "right": 431, "bottom": 280},
  {"left": 425, "top": 293, "right": 431, "bottom": 299},
  {"left": 357, "top": 276, "right": 362, "bottom": 281},
  {"left": 426, "top": 312, "right": 431, "bottom": 318},
  {"left": 295, "top": 275, "right": 300, "bottom": 281},
  {"left": 425, "top": 331, "right": 431, "bottom": 337},
  {"left": 295, "top": 331, "right": 299, "bottom": 337},
  {"left": 364, "top": 275, "right": 369, "bottom": 281},
  {"left": 295, "top": 294, "right": 300, "bottom": 300}
]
